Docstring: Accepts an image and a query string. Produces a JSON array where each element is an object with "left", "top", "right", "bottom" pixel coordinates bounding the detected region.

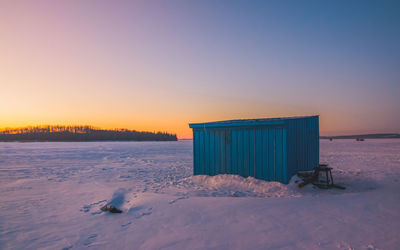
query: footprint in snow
[
  {"left": 120, "top": 208, "right": 153, "bottom": 227},
  {"left": 169, "top": 196, "right": 189, "bottom": 204},
  {"left": 121, "top": 221, "right": 132, "bottom": 227},
  {"left": 135, "top": 208, "right": 153, "bottom": 219},
  {"left": 127, "top": 206, "right": 153, "bottom": 220},
  {"left": 83, "top": 234, "right": 97, "bottom": 246},
  {"left": 80, "top": 200, "right": 107, "bottom": 214}
]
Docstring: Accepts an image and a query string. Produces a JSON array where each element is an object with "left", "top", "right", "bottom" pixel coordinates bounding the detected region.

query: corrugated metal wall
[
  {"left": 191, "top": 116, "right": 318, "bottom": 183},
  {"left": 193, "top": 126, "right": 288, "bottom": 183},
  {"left": 285, "top": 117, "right": 319, "bottom": 179}
]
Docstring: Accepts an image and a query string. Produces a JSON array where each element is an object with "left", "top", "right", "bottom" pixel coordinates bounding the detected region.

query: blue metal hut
[{"left": 189, "top": 116, "right": 319, "bottom": 184}]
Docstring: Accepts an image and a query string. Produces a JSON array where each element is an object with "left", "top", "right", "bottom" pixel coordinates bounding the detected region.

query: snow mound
[{"left": 177, "top": 174, "right": 301, "bottom": 198}]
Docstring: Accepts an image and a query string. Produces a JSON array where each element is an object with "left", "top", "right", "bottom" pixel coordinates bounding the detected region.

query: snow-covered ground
[{"left": 0, "top": 140, "right": 399, "bottom": 250}]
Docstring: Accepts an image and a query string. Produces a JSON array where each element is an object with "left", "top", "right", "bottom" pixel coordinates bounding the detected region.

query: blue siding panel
[
  {"left": 268, "top": 129, "right": 275, "bottom": 181},
  {"left": 244, "top": 130, "right": 250, "bottom": 177},
  {"left": 255, "top": 129, "right": 263, "bottom": 179},
  {"left": 231, "top": 130, "right": 238, "bottom": 174},
  {"left": 238, "top": 130, "right": 244, "bottom": 177},
  {"left": 262, "top": 129, "right": 269, "bottom": 181},
  {"left": 199, "top": 131, "right": 205, "bottom": 175},
  {"left": 218, "top": 132, "right": 222, "bottom": 174},
  {"left": 205, "top": 130, "right": 209, "bottom": 175},
  {"left": 276, "top": 128, "right": 283, "bottom": 182},
  {"left": 215, "top": 131, "right": 220, "bottom": 175},
  {"left": 220, "top": 132, "right": 226, "bottom": 174},
  {"left": 285, "top": 120, "right": 294, "bottom": 179},
  {"left": 282, "top": 129, "right": 287, "bottom": 182},
  {"left": 226, "top": 131, "right": 232, "bottom": 174},
  {"left": 209, "top": 131, "right": 214, "bottom": 176},
  {"left": 193, "top": 131, "right": 199, "bottom": 175},
  {"left": 249, "top": 129, "right": 255, "bottom": 177}
]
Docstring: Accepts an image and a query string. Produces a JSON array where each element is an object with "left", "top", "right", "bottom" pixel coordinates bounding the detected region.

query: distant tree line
[{"left": 0, "top": 125, "right": 177, "bottom": 142}]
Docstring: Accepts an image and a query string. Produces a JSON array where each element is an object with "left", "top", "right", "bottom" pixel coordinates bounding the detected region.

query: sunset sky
[{"left": 1, "top": 1, "right": 399, "bottom": 138}]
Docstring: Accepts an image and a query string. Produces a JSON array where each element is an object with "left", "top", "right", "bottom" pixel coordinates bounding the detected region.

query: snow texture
[{"left": 0, "top": 140, "right": 399, "bottom": 249}]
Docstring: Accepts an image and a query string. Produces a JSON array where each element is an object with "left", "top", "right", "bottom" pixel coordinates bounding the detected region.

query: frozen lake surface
[{"left": 1, "top": 140, "right": 399, "bottom": 249}]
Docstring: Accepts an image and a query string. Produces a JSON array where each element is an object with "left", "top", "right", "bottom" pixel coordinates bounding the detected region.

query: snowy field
[{"left": 0, "top": 140, "right": 399, "bottom": 250}]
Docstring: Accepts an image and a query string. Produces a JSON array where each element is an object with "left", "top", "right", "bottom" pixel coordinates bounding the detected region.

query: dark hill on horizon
[
  {"left": 320, "top": 133, "right": 400, "bottom": 139},
  {"left": 0, "top": 125, "right": 177, "bottom": 142}
]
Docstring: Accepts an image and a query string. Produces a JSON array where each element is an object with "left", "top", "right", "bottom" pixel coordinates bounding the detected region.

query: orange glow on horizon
[
  {"left": 1, "top": 2, "right": 398, "bottom": 139},
  {"left": 1, "top": 111, "right": 397, "bottom": 140}
]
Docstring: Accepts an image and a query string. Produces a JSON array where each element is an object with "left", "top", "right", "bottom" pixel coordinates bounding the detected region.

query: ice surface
[{"left": 0, "top": 140, "right": 399, "bottom": 249}]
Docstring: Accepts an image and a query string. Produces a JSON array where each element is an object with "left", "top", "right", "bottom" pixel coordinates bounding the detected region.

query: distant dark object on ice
[
  {"left": 356, "top": 138, "right": 365, "bottom": 141},
  {"left": 320, "top": 133, "right": 400, "bottom": 140},
  {"left": 101, "top": 205, "right": 122, "bottom": 213}
]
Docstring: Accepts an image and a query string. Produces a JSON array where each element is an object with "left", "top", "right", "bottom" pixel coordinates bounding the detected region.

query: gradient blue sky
[{"left": 1, "top": 0, "right": 399, "bottom": 138}]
